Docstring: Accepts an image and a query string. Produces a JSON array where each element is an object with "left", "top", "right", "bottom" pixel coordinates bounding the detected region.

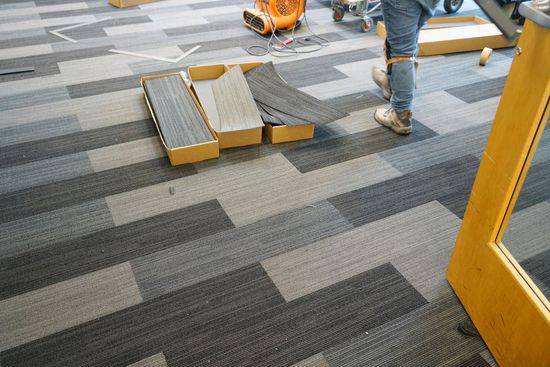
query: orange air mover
[{"left": 243, "top": 0, "right": 306, "bottom": 35}]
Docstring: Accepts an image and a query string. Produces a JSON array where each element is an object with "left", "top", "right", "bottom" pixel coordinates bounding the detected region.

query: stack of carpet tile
[
  {"left": 143, "top": 75, "right": 215, "bottom": 148},
  {"left": 245, "top": 62, "right": 349, "bottom": 126}
]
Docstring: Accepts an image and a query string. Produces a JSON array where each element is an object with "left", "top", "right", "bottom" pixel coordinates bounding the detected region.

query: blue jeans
[{"left": 382, "top": 0, "right": 434, "bottom": 111}]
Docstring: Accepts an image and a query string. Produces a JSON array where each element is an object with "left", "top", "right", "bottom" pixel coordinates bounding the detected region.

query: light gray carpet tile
[
  {"left": 127, "top": 353, "right": 168, "bottom": 367},
  {"left": 53, "top": 15, "right": 154, "bottom": 41},
  {"left": 0, "top": 86, "right": 69, "bottom": 112},
  {"left": 244, "top": 62, "right": 349, "bottom": 125},
  {"left": 212, "top": 65, "right": 263, "bottom": 132},
  {"left": 38, "top": 5, "right": 114, "bottom": 19},
  {"left": 0, "top": 43, "right": 53, "bottom": 61},
  {"left": 131, "top": 200, "right": 353, "bottom": 300},
  {"left": 503, "top": 200, "right": 550, "bottom": 262},
  {"left": 408, "top": 91, "right": 500, "bottom": 135},
  {"left": 0, "top": 200, "right": 233, "bottom": 301},
  {"left": 0, "top": 114, "right": 80, "bottom": 147},
  {"left": 0, "top": 152, "right": 93, "bottom": 195},
  {"left": 0, "top": 14, "right": 98, "bottom": 33},
  {"left": 380, "top": 122, "right": 491, "bottom": 174},
  {"left": 325, "top": 90, "right": 387, "bottom": 113},
  {"left": 192, "top": 79, "right": 221, "bottom": 130},
  {"left": 0, "top": 118, "right": 156, "bottom": 169},
  {"left": 262, "top": 201, "right": 460, "bottom": 302},
  {"left": 324, "top": 291, "right": 488, "bottom": 367},
  {"left": 0, "top": 262, "right": 142, "bottom": 352},
  {"left": 0, "top": 2, "right": 36, "bottom": 11},
  {"left": 164, "top": 19, "right": 237, "bottom": 36},
  {"left": 0, "top": 28, "right": 45, "bottom": 43},
  {"left": 0, "top": 198, "right": 114, "bottom": 259},
  {"left": 0, "top": 13, "right": 41, "bottom": 24},
  {"left": 291, "top": 353, "right": 330, "bottom": 367},
  {"left": 189, "top": 0, "right": 247, "bottom": 10},
  {"left": 282, "top": 122, "right": 436, "bottom": 173},
  {"left": 445, "top": 76, "right": 506, "bottom": 104},
  {"left": 143, "top": 75, "right": 214, "bottom": 147},
  {"left": 219, "top": 154, "right": 401, "bottom": 227},
  {"left": 274, "top": 48, "right": 378, "bottom": 88},
  {"left": 0, "top": 157, "right": 196, "bottom": 224}
]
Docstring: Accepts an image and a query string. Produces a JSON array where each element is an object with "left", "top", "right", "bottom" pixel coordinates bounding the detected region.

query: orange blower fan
[{"left": 243, "top": 0, "right": 305, "bottom": 35}]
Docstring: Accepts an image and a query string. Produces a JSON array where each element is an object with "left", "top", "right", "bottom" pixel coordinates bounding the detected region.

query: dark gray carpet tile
[
  {"left": 0, "top": 44, "right": 115, "bottom": 83},
  {"left": 164, "top": 20, "right": 238, "bottom": 37},
  {"left": 189, "top": 0, "right": 248, "bottom": 9},
  {"left": 67, "top": 74, "right": 142, "bottom": 98},
  {"left": 274, "top": 48, "right": 378, "bottom": 88},
  {"left": 0, "top": 86, "right": 69, "bottom": 112},
  {"left": 521, "top": 249, "right": 550, "bottom": 298},
  {"left": 325, "top": 91, "right": 387, "bottom": 112},
  {"left": 445, "top": 76, "right": 507, "bottom": 104},
  {"left": 514, "top": 161, "right": 550, "bottom": 212},
  {"left": 258, "top": 102, "right": 312, "bottom": 126},
  {"left": 245, "top": 62, "right": 349, "bottom": 124},
  {"left": 0, "top": 115, "right": 80, "bottom": 147},
  {"left": 168, "top": 263, "right": 427, "bottom": 367},
  {"left": 0, "top": 118, "right": 156, "bottom": 168},
  {"left": 0, "top": 34, "right": 63, "bottom": 49},
  {"left": 0, "top": 263, "right": 285, "bottom": 367},
  {"left": 50, "top": 15, "right": 153, "bottom": 40},
  {"left": 324, "top": 292, "right": 488, "bottom": 367},
  {"left": 132, "top": 201, "right": 352, "bottom": 300},
  {"left": 38, "top": 5, "right": 115, "bottom": 19},
  {"left": 0, "top": 199, "right": 233, "bottom": 301},
  {"left": 0, "top": 157, "right": 196, "bottom": 223},
  {"left": 282, "top": 122, "right": 437, "bottom": 173},
  {"left": 457, "top": 354, "right": 493, "bottom": 367},
  {"left": 0, "top": 262, "right": 426, "bottom": 367},
  {"left": 328, "top": 155, "right": 479, "bottom": 227}
]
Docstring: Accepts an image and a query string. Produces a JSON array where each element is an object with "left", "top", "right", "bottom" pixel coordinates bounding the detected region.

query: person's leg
[{"left": 382, "top": 0, "right": 424, "bottom": 112}]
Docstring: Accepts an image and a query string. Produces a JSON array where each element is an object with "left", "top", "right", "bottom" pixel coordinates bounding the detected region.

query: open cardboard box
[
  {"left": 109, "top": 0, "right": 159, "bottom": 8},
  {"left": 141, "top": 72, "right": 219, "bottom": 166},
  {"left": 189, "top": 62, "right": 315, "bottom": 145},
  {"left": 376, "top": 15, "right": 517, "bottom": 56}
]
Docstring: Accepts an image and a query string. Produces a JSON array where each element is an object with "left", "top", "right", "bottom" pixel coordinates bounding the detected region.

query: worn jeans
[{"left": 382, "top": 0, "right": 434, "bottom": 111}]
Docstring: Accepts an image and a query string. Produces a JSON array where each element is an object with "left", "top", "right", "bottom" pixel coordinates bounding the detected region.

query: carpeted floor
[{"left": 0, "top": 0, "right": 546, "bottom": 365}]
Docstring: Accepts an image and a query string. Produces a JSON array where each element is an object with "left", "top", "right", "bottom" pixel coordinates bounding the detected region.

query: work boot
[
  {"left": 371, "top": 65, "right": 392, "bottom": 100},
  {"left": 374, "top": 107, "right": 412, "bottom": 135}
]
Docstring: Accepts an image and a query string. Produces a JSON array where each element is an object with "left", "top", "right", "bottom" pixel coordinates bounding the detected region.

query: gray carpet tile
[
  {"left": 52, "top": 15, "right": 154, "bottom": 41},
  {"left": 258, "top": 102, "right": 312, "bottom": 126},
  {"left": 245, "top": 62, "right": 349, "bottom": 124},
  {"left": 324, "top": 291, "right": 487, "bottom": 367},
  {"left": 212, "top": 65, "right": 263, "bottom": 131},
  {"left": 188, "top": 0, "right": 248, "bottom": 10},
  {"left": 513, "top": 160, "right": 550, "bottom": 212},
  {"left": 325, "top": 90, "right": 387, "bottom": 113},
  {"left": 127, "top": 353, "right": 168, "bottom": 367},
  {"left": 275, "top": 48, "right": 378, "bottom": 88},
  {"left": 0, "top": 86, "right": 69, "bottom": 112},
  {"left": 0, "top": 263, "right": 286, "bottom": 367},
  {"left": 520, "top": 249, "right": 550, "bottom": 300},
  {"left": 143, "top": 75, "right": 214, "bottom": 147},
  {"left": 0, "top": 198, "right": 114, "bottom": 259},
  {"left": 0, "top": 114, "right": 80, "bottom": 147},
  {"left": 458, "top": 354, "right": 494, "bottom": 367},
  {"left": 0, "top": 118, "right": 156, "bottom": 169},
  {"left": 0, "top": 152, "right": 93, "bottom": 195},
  {"left": 0, "top": 33, "right": 62, "bottom": 49},
  {"left": 131, "top": 201, "right": 353, "bottom": 300},
  {"left": 291, "top": 353, "right": 330, "bottom": 367},
  {"left": 445, "top": 76, "right": 507, "bottom": 104},
  {"left": 0, "top": 262, "right": 142, "bottom": 352},
  {"left": 282, "top": 122, "right": 437, "bottom": 173},
  {"left": 0, "top": 200, "right": 234, "bottom": 301},
  {"left": 328, "top": 155, "right": 479, "bottom": 227},
  {"left": 0, "top": 44, "right": 115, "bottom": 83},
  {"left": 0, "top": 157, "right": 196, "bottom": 223},
  {"left": 164, "top": 19, "right": 238, "bottom": 37},
  {"left": 67, "top": 74, "right": 142, "bottom": 99},
  {"left": 38, "top": 5, "right": 115, "bottom": 19}
]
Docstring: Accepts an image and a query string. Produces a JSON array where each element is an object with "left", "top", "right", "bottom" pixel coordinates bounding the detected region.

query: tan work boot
[
  {"left": 374, "top": 107, "right": 412, "bottom": 135},
  {"left": 371, "top": 65, "right": 392, "bottom": 100}
]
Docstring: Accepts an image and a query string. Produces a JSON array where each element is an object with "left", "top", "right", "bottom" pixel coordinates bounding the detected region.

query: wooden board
[
  {"left": 446, "top": 18, "right": 550, "bottom": 367},
  {"left": 376, "top": 16, "right": 517, "bottom": 56}
]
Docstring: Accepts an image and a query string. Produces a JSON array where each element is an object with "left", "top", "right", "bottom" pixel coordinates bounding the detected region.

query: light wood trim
[{"left": 446, "top": 18, "right": 550, "bottom": 367}]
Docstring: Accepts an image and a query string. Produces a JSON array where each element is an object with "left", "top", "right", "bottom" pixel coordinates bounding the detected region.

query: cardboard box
[
  {"left": 109, "top": 0, "right": 159, "bottom": 8},
  {"left": 376, "top": 15, "right": 517, "bottom": 56},
  {"left": 141, "top": 73, "right": 219, "bottom": 166},
  {"left": 188, "top": 63, "right": 264, "bottom": 149},
  {"left": 190, "top": 62, "right": 315, "bottom": 145}
]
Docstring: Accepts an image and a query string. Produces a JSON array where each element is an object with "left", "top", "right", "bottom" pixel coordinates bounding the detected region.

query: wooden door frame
[{"left": 446, "top": 17, "right": 550, "bottom": 367}]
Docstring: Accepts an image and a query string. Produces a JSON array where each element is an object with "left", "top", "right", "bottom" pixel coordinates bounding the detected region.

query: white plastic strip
[
  {"left": 49, "top": 30, "right": 77, "bottom": 43},
  {"left": 174, "top": 45, "right": 201, "bottom": 63},
  {"left": 109, "top": 45, "right": 202, "bottom": 64}
]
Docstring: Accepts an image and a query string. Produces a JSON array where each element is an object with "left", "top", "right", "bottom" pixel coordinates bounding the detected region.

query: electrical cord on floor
[{"left": 245, "top": 0, "right": 330, "bottom": 57}]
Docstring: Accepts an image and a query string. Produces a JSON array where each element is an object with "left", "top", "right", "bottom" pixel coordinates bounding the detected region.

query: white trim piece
[
  {"left": 108, "top": 45, "right": 202, "bottom": 64},
  {"left": 174, "top": 45, "right": 201, "bottom": 63},
  {"left": 49, "top": 30, "right": 77, "bottom": 43},
  {"left": 48, "top": 17, "right": 111, "bottom": 43}
]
